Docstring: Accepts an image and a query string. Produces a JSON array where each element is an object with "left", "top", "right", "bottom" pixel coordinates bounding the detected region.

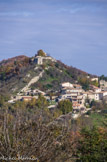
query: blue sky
[{"left": 0, "top": 0, "right": 107, "bottom": 76}]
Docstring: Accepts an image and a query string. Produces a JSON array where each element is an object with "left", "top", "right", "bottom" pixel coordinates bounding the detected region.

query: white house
[
  {"left": 58, "top": 94, "right": 72, "bottom": 101},
  {"left": 73, "top": 84, "right": 82, "bottom": 89},
  {"left": 100, "top": 80, "right": 107, "bottom": 87},
  {"left": 93, "top": 91, "right": 107, "bottom": 101},
  {"left": 61, "top": 88, "right": 83, "bottom": 95},
  {"left": 61, "top": 82, "right": 73, "bottom": 89},
  {"left": 88, "top": 92, "right": 95, "bottom": 101},
  {"left": 32, "top": 89, "right": 46, "bottom": 95},
  {"left": 90, "top": 85, "right": 101, "bottom": 93},
  {"left": 84, "top": 91, "right": 103, "bottom": 101},
  {"left": 91, "top": 78, "right": 98, "bottom": 82},
  {"left": 103, "top": 91, "right": 107, "bottom": 96},
  {"left": 103, "top": 87, "right": 107, "bottom": 91},
  {"left": 94, "top": 93, "right": 102, "bottom": 101},
  {"left": 94, "top": 87, "right": 101, "bottom": 93}
]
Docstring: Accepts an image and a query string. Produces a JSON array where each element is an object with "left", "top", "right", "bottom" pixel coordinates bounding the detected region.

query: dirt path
[{"left": 21, "top": 70, "right": 44, "bottom": 92}]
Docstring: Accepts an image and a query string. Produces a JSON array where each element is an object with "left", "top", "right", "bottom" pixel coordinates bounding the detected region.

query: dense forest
[{"left": 0, "top": 94, "right": 107, "bottom": 162}]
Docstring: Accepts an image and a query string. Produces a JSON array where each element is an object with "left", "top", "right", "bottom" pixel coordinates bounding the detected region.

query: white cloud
[{"left": 0, "top": 11, "right": 34, "bottom": 17}]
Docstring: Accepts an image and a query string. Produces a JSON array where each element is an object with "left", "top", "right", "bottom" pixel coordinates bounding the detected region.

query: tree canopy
[
  {"left": 57, "top": 99, "right": 73, "bottom": 114},
  {"left": 37, "top": 49, "right": 46, "bottom": 57}
]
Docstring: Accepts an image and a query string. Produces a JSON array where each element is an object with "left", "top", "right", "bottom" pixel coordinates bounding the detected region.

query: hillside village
[
  {"left": 1, "top": 0, "right": 107, "bottom": 160},
  {"left": 0, "top": 50, "right": 107, "bottom": 161},
  {"left": 8, "top": 50, "right": 107, "bottom": 115}
]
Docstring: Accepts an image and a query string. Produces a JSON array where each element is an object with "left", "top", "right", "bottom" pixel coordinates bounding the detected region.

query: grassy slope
[
  {"left": 89, "top": 112, "right": 107, "bottom": 127},
  {"left": 32, "top": 60, "right": 92, "bottom": 92}
]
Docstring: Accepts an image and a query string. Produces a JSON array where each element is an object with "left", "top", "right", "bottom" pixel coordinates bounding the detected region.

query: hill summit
[{"left": 0, "top": 49, "right": 96, "bottom": 96}]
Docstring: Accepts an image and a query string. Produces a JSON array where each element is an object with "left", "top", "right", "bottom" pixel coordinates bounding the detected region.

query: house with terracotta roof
[
  {"left": 73, "top": 84, "right": 82, "bottom": 89},
  {"left": 90, "top": 85, "right": 101, "bottom": 93},
  {"left": 59, "top": 82, "right": 85, "bottom": 108}
]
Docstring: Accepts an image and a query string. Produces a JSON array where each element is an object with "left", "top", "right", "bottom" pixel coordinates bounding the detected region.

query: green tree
[
  {"left": 36, "top": 94, "right": 49, "bottom": 109},
  {"left": 79, "top": 77, "right": 90, "bottom": 90},
  {"left": 91, "top": 80, "right": 99, "bottom": 87},
  {"left": 100, "top": 75, "right": 107, "bottom": 81},
  {"left": 37, "top": 49, "right": 46, "bottom": 57},
  {"left": 77, "top": 127, "right": 107, "bottom": 162},
  {"left": 57, "top": 99, "right": 73, "bottom": 114}
]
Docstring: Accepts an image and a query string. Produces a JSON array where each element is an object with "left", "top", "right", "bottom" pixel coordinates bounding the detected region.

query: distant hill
[
  {"left": 0, "top": 51, "right": 97, "bottom": 95},
  {"left": 0, "top": 55, "right": 28, "bottom": 66}
]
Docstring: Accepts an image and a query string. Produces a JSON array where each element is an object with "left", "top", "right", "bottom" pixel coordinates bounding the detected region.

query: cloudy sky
[{"left": 0, "top": 0, "right": 107, "bottom": 75}]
